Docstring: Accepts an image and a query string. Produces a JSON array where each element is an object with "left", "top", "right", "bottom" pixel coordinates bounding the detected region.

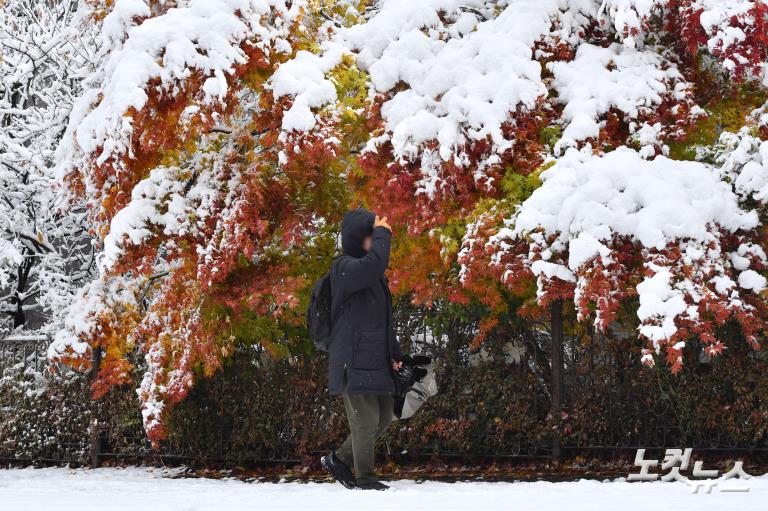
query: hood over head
[{"left": 341, "top": 209, "right": 375, "bottom": 258}]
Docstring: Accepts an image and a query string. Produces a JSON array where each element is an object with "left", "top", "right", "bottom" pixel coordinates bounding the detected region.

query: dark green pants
[{"left": 335, "top": 392, "right": 394, "bottom": 485}]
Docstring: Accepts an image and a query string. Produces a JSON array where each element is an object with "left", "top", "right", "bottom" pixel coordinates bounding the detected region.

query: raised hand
[{"left": 374, "top": 215, "right": 392, "bottom": 232}]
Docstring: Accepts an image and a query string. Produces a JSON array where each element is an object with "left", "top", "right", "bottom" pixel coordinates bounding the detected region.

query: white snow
[
  {"left": 271, "top": 0, "right": 560, "bottom": 173},
  {"left": 266, "top": 0, "right": 720, "bottom": 208},
  {"left": 0, "top": 0, "right": 100, "bottom": 330},
  {"left": 490, "top": 146, "right": 763, "bottom": 342},
  {"left": 738, "top": 269, "right": 767, "bottom": 293},
  {"left": 47, "top": 276, "right": 140, "bottom": 362},
  {"left": 60, "top": 0, "right": 302, "bottom": 173},
  {"left": 549, "top": 43, "right": 695, "bottom": 153},
  {"left": 100, "top": 166, "right": 188, "bottom": 271},
  {"left": 344, "top": 0, "right": 555, "bottom": 164},
  {"left": 697, "top": 0, "right": 753, "bottom": 50},
  {"left": 270, "top": 43, "right": 346, "bottom": 132},
  {"left": 568, "top": 232, "right": 612, "bottom": 271},
  {"left": 513, "top": 147, "right": 757, "bottom": 252},
  {"left": 636, "top": 268, "right": 689, "bottom": 341},
  {"left": 718, "top": 129, "right": 768, "bottom": 203},
  {"left": 692, "top": 0, "right": 767, "bottom": 80},
  {"left": 0, "top": 467, "right": 765, "bottom": 511},
  {"left": 531, "top": 260, "right": 576, "bottom": 283}
]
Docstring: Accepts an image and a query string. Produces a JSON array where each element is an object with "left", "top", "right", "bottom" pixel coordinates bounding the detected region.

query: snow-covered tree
[
  {"left": 0, "top": 0, "right": 98, "bottom": 332},
  {"left": 273, "top": 0, "right": 768, "bottom": 364},
  {"left": 47, "top": 0, "right": 768, "bottom": 442},
  {"left": 460, "top": 147, "right": 768, "bottom": 371},
  {"left": 49, "top": 0, "right": 358, "bottom": 442}
]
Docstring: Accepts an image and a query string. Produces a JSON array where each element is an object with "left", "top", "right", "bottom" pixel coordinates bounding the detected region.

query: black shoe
[
  {"left": 355, "top": 481, "right": 390, "bottom": 491},
  {"left": 320, "top": 451, "right": 356, "bottom": 489}
]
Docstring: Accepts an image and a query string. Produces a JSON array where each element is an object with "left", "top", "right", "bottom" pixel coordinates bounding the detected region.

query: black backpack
[{"left": 307, "top": 271, "right": 333, "bottom": 352}]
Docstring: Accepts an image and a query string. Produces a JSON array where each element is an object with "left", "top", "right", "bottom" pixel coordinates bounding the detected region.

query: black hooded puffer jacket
[{"left": 328, "top": 209, "right": 403, "bottom": 395}]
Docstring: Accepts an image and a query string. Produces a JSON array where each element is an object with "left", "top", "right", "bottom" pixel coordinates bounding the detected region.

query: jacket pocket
[{"left": 351, "top": 330, "right": 387, "bottom": 370}]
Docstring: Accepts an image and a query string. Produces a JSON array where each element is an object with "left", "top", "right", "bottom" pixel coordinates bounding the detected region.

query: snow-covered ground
[{"left": 0, "top": 467, "right": 765, "bottom": 511}]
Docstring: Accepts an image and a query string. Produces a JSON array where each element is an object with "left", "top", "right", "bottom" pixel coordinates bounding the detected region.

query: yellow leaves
[
  {"left": 84, "top": 0, "right": 114, "bottom": 22},
  {"left": 291, "top": 1, "right": 372, "bottom": 135},
  {"left": 329, "top": 54, "right": 370, "bottom": 116},
  {"left": 668, "top": 81, "right": 768, "bottom": 161},
  {"left": 241, "top": 65, "right": 275, "bottom": 90},
  {"left": 432, "top": 218, "right": 474, "bottom": 263},
  {"left": 306, "top": 0, "right": 370, "bottom": 29},
  {"left": 500, "top": 161, "right": 549, "bottom": 205}
]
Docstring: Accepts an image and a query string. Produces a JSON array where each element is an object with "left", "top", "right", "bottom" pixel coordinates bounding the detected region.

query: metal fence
[
  {"left": 2, "top": 330, "right": 768, "bottom": 470},
  {"left": 0, "top": 334, "right": 49, "bottom": 373}
]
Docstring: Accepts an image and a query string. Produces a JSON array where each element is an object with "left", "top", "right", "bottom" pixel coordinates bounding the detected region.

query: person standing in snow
[{"left": 321, "top": 209, "right": 404, "bottom": 491}]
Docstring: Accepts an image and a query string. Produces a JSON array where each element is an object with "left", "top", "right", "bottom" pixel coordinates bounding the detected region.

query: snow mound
[
  {"left": 344, "top": 0, "right": 556, "bottom": 163},
  {"left": 500, "top": 147, "right": 762, "bottom": 347},
  {"left": 513, "top": 147, "right": 757, "bottom": 251},
  {"left": 549, "top": 43, "right": 699, "bottom": 154},
  {"left": 718, "top": 129, "right": 768, "bottom": 203},
  {"left": 270, "top": 43, "right": 346, "bottom": 132},
  {"left": 62, "top": 0, "right": 300, "bottom": 168}
]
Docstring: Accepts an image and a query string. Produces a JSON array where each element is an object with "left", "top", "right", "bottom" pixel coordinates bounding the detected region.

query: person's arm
[{"left": 335, "top": 226, "right": 392, "bottom": 296}]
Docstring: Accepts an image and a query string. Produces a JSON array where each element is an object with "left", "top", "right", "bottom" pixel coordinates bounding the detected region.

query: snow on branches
[
  {"left": 462, "top": 147, "right": 767, "bottom": 371},
  {"left": 271, "top": 0, "right": 714, "bottom": 229},
  {"left": 50, "top": 0, "right": 348, "bottom": 443},
  {"left": 601, "top": 0, "right": 669, "bottom": 47},
  {"left": 717, "top": 126, "right": 768, "bottom": 203},
  {"left": 344, "top": 0, "right": 551, "bottom": 166},
  {"left": 59, "top": 0, "right": 303, "bottom": 222},
  {"left": 0, "top": 0, "right": 98, "bottom": 331},
  {"left": 598, "top": 0, "right": 768, "bottom": 82},
  {"left": 693, "top": 0, "right": 768, "bottom": 82},
  {"left": 266, "top": 0, "right": 768, "bottom": 367},
  {"left": 41, "top": 0, "right": 768, "bottom": 442},
  {"left": 272, "top": 1, "right": 555, "bottom": 230},
  {"left": 549, "top": 42, "right": 703, "bottom": 155}
]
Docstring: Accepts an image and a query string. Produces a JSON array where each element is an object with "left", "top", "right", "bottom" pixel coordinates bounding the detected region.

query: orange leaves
[
  {"left": 52, "top": 2, "right": 347, "bottom": 442},
  {"left": 48, "top": 274, "right": 143, "bottom": 393},
  {"left": 500, "top": 109, "right": 551, "bottom": 176},
  {"left": 470, "top": 212, "right": 768, "bottom": 375},
  {"left": 573, "top": 236, "right": 641, "bottom": 330},
  {"left": 216, "top": 262, "right": 304, "bottom": 318},
  {"left": 91, "top": 357, "right": 133, "bottom": 399},
  {"left": 54, "top": 0, "right": 768, "bottom": 445},
  {"left": 351, "top": 102, "right": 552, "bottom": 324},
  {"left": 458, "top": 211, "right": 517, "bottom": 309},
  {"left": 134, "top": 270, "right": 226, "bottom": 443},
  {"left": 387, "top": 232, "right": 452, "bottom": 306},
  {"left": 470, "top": 317, "right": 500, "bottom": 352},
  {"left": 355, "top": 97, "right": 550, "bottom": 238}
]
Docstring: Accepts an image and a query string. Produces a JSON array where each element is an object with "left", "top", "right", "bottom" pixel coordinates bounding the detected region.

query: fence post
[
  {"left": 550, "top": 299, "right": 564, "bottom": 464},
  {"left": 90, "top": 419, "right": 100, "bottom": 468},
  {"left": 89, "top": 347, "right": 102, "bottom": 468}
]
